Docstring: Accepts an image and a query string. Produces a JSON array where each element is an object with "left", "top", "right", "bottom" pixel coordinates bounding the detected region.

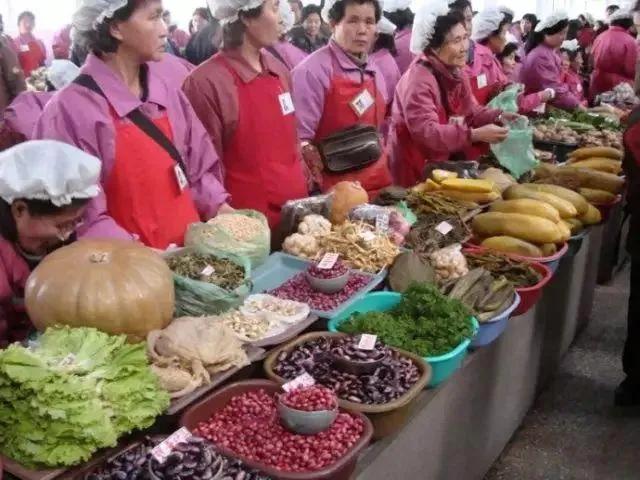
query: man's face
[{"left": 0, "top": 15, "right": 4, "bottom": 34}]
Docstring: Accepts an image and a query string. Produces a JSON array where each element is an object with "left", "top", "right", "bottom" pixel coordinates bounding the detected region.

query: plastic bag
[
  {"left": 349, "top": 204, "right": 411, "bottom": 245},
  {"left": 490, "top": 115, "right": 539, "bottom": 179},
  {"left": 165, "top": 247, "right": 252, "bottom": 317},
  {"left": 488, "top": 84, "right": 520, "bottom": 113},
  {"left": 279, "top": 195, "right": 332, "bottom": 238},
  {"left": 185, "top": 210, "right": 270, "bottom": 269}
]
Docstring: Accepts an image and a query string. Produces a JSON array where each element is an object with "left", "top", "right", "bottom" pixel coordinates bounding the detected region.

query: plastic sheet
[{"left": 279, "top": 194, "right": 332, "bottom": 238}]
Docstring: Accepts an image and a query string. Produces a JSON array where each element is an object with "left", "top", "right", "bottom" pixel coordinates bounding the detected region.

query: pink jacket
[
  {"left": 591, "top": 26, "right": 637, "bottom": 98},
  {"left": 394, "top": 28, "right": 415, "bottom": 74},
  {"left": 52, "top": 25, "right": 72, "bottom": 59},
  {"left": 370, "top": 48, "right": 402, "bottom": 107},
  {"left": 563, "top": 69, "right": 586, "bottom": 106},
  {"left": 0, "top": 237, "right": 31, "bottom": 347},
  {"left": 3, "top": 91, "right": 54, "bottom": 139},
  {"left": 267, "top": 41, "right": 308, "bottom": 71}
]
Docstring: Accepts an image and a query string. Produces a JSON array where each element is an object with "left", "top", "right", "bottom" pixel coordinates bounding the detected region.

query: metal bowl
[
  {"left": 305, "top": 271, "right": 350, "bottom": 294},
  {"left": 277, "top": 398, "right": 338, "bottom": 435}
]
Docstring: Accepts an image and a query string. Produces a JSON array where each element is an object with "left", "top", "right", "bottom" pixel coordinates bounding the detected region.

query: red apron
[
  {"left": 17, "top": 40, "right": 45, "bottom": 77},
  {"left": 107, "top": 112, "right": 200, "bottom": 249},
  {"left": 314, "top": 57, "right": 392, "bottom": 198},
  {"left": 470, "top": 74, "right": 493, "bottom": 106},
  {"left": 216, "top": 56, "right": 308, "bottom": 229}
]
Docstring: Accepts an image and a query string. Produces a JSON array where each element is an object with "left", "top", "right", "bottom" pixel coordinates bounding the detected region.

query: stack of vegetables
[
  {"left": 412, "top": 170, "right": 501, "bottom": 205},
  {"left": 563, "top": 147, "right": 624, "bottom": 206},
  {"left": 0, "top": 327, "right": 169, "bottom": 468}
]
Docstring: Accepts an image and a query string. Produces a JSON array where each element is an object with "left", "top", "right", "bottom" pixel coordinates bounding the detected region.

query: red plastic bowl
[
  {"left": 465, "top": 239, "right": 568, "bottom": 272},
  {"left": 593, "top": 195, "right": 622, "bottom": 222}
]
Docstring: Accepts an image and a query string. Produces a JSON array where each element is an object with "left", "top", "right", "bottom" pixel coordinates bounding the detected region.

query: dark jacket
[
  {"left": 623, "top": 107, "right": 640, "bottom": 255},
  {"left": 287, "top": 26, "right": 328, "bottom": 55},
  {"left": 0, "top": 34, "right": 25, "bottom": 112},
  {"left": 185, "top": 23, "right": 219, "bottom": 66}
]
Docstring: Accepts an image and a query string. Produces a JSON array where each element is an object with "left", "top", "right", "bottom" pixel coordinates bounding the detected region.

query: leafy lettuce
[{"left": 0, "top": 327, "right": 169, "bottom": 468}]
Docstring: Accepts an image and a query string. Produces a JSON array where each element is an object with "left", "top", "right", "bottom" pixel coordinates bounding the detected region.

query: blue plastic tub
[
  {"left": 470, "top": 293, "right": 521, "bottom": 349},
  {"left": 566, "top": 230, "right": 588, "bottom": 258},
  {"left": 327, "top": 292, "right": 478, "bottom": 387}
]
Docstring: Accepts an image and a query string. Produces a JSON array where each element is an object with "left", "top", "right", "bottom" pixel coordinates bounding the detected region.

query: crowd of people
[{"left": 1, "top": 0, "right": 640, "bottom": 405}]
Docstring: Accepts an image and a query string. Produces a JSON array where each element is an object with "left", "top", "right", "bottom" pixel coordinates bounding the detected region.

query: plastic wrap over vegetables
[
  {"left": 279, "top": 195, "right": 332, "bottom": 238},
  {"left": 349, "top": 204, "right": 411, "bottom": 245}
]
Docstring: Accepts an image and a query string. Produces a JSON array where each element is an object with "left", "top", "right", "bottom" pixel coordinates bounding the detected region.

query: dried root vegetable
[
  {"left": 407, "top": 190, "right": 478, "bottom": 217},
  {"left": 166, "top": 252, "right": 244, "bottom": 290},
  {"left": 220, "top": 310, "right": 273, "bottom": 342},
  {"left": 465, "top": 251, "right": 542, "bottom": 288}
]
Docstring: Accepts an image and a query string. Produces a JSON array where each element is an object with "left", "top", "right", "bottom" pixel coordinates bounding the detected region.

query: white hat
[
  {"left": 471, "top": 8, "right": 505, "bottom": 42},
  {"left": 505, "top": 31, "right": 518, "bottom": 44},
  {"left": 46, "top": 60, "right": 81, "bottom": 91},
  {"left": 561, "top": 39, "right": 579, "bottom": 51},
  {"left": 378, "top": 16, "right": 398, "bottom": 35},
  {"left": 498, "top": 6, "right": 514, "bottom": 18},
  {"left": 609, "top": 7, "right": 633, "bottom": 22},
  {"left": 410, "top": 0, "right": 450, "bottom": 54},
  {"left": 0, "top": 141, "right": 101, "bottom": 207},
  {"left": 383, "top": 0, "right": 412, "bottom": 13},
  {"left": 279, "top": 0, "right": 295, "bottom": 33},
  {"left": 73, "top": 0, "right": 128, "bottom": 32},
  {"left": 583, "top": 13, "right": 595, "bottom": 25},
  {"left": 207, "top": 0, "right": 265, "bottom": 24},
  {"left": 534, "top": 10, "right": 569, "bottom": 32}
]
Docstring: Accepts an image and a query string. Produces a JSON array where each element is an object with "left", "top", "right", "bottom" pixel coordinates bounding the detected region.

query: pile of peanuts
[{"left": 208, "top": 214, "right": 265, "bottom": 242}]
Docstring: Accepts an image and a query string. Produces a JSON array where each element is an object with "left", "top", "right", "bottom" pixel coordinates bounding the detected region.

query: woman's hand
[
  {"left": 217, "top": 203, "right": 235, "bottom": 214},
  {"left": 498, "top": 112, "right": 523, "bottom": 124},
  {"left": 471, "top": 124, "right": 509, "bottom": 144},
  {"left": 301, "top": 142, "right": 324, "bottom": 188}
]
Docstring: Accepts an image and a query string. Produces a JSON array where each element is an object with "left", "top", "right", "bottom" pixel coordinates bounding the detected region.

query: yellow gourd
[
  {"left": 504, "top": 185, "right": 577, "bottom": 218},
  {"left": 481, "top": 236, "right": 543, "bottom": 257},
  {"left": 330, "top": 181, "right": 369, "bottom": 224},
  {"left": 472, "top": 212, "right": 563, "bottom": 244},
  {"left": 490, "top": 199, "right": 561, "bottom": 223},
  {"left": 441, "top": 178, "right": 495, "bottom": 193}
]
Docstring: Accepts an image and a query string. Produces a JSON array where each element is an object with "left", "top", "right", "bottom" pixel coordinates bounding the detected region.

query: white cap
[
  {"left": 561, "top": 39, "right": 579, "bottom": 51},
  {"left": 410, "top": 0, "right": 450, "bottom": 54},
  {"left": 207, "top": 0, "right": 265, "bottom": 24},
  {"left": 0, "top": 141, "right": 101, "bottom": 207},
  {"left": 47, "top": 60, "right": 81, "bottom": 91},
  {"left": 378, "top": 16, "right": 398, "bottom": 35},
  {"left": 471, "top": 8, "right": 505, "bottom": 42},
  {"left": 279, "top": 0, "right": 295, "bottom": 32},
  {"left": 498, "top": 6, "right": 514, "bottom": 18},
  {"left": 583, "top": 13, "right": 595, "bottom": 25},
  {"left": 609, "top": 7, "right": 633, "bottom": 22},
  {"left": 505, "top": 31, "right": 518, "bottom": 44},
  {"left": 383, "top": 0, "right": 412, "bottom": 12},
  {"left": 73, "top": 0, "right": 128, "bottom": 32},
  {"left": 535, "top": 10, "right": 569, "bottom": 32}
]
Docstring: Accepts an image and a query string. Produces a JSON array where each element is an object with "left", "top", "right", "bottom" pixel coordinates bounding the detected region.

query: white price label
[
  {"left": 151, "top": 427, "right": 192, "bottom": 463},
  {"left": 317, "top": 252, "right": 340, "bottom": 270},
  {"left": 174, "top": 165, "right": 188, "bottom": 192},
  {"left": 283, "top": 373, "right": 316, "bottom": 392},
  {"left": 360, "top": 231, "right": 376, "bottom": 242},
  {"left": 375, "top": 213, "right": 390, "bottom": 232},
  {"left": 201, "top": 265, "right": 215, "bottom": 277},
  {"left": 358, "top": 334, "right": 377, "bottom": 350},
  {"left": 435, "top": 221, "right": 454, "bottom": 235}
]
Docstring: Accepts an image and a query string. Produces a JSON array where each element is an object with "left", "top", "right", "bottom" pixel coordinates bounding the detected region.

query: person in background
[
  {"left": 184, "top": 18, "right": 223, "bottom": 65},
  {"left": 371, "top": 16, "right": 401, "bottom": 107},
  {"left": 388, "top": 0, "right": 510, "bottom": 188},
  {"left": 594, "top": 19, "right": 608, "bottom": 36},
  {"left": 566, "top": 18, "right": 581, "bottom": 41},
  {"left": 289, "top": 0, "right": 304, "bottom": 24},
  {"left": 52, "top": 24, "right": 73, "bottom": 60},
  {"left": 288, "top": 5, "right": 329, "bottom": 54},
  {"left": 448, "top": 0, "right": 474, "bottom": 67},
  {"left": 497, "top": 42, "right": 519, "bottom": 82},
  {"left": 469, "top": 8, "right": 551, "bottom": 112},
  {"left": 267, "top": 0, "right": 307, "bottom": 70},
  {"left": 634, "top": 1, "right": 640, "bottom": 95},
  {"left": 0, "top": 14, "right": 26, "bottom": 113},
  {"left": 183, "top": 0, "right": 308, "bottom": 229},
  {"left": 35, "top": 0, "right": 231, "bottom": 250},
  {"left": 383, "top": 0, "right": 414, "bottom": 73},
  {"left": 190, "top": 7, "right": 213, "bottom": 35},
  {"left": 559, "top": 39, "right": 586, "bottom": 106},
  {"left": 577, "top": 13, "right": 596, "bottom": 50},
  {"left": 590, "top": 7, "right": 637, "bottom": 101},
  {"left": 0, "top": 141, "right": 101, "bottom": 347},
  {"left": 607, "top": 4, "right": 621, "bottom": 19},
  {"left": 292, "top": 0, "right": 393, "bottom": 197},
  {"left": 163, "top": 10, "right": 191, "bottom": 52},
  {"left": 520, "top": 11, "right": 582, "bottom": 111},
  {"left": 12, "top": 12, "right": 47, "bottom": 78}
]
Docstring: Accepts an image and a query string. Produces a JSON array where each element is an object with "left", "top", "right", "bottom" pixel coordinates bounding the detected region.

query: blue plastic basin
[
  {"left": 327, "top": 292, "right": 478, "bottom": 387},
  {"left": 470, "top": 293, "right": 521, "bottom": 348},
  {"left": 566, "top": 230, "right": 588, "bottom": 258}
]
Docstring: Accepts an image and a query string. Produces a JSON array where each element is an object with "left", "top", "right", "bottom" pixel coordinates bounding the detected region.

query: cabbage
[{"left": 0, "top": 327, "right": 169, "bottom": 468}]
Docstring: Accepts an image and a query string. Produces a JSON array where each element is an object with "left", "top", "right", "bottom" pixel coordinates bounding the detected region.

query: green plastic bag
[
  {"left": 488, "top": 85, "right": 539, "bottom": 179},
  {"left": 185, "top": 210, "right": 270, "bottom": 269},
  {"left": 165, "top": 246, "right": 252, "bottom": 317}
]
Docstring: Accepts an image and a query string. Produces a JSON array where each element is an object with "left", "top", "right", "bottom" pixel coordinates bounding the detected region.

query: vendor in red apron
[
  {"left": 34, "top": 0, "right": 231, "bottom": 250},
  {"left": 182, "top": 0, "right": 309, "bottom": 229},
  {"left": 388, "top": 1, "right": 512, "bottom": 188},
  {"left": 292, "top": 0, "right": 392, "bottom": 197},
  {"left": 12, "top": 11, "right": 47, "bottom": 77},
  {"left": 0, "top": 141, "right": 101, "bottom": 347}
]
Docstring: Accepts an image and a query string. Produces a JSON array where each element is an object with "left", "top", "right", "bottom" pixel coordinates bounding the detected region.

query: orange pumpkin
[
  {"left": 25, "top": 239, "right": 175, "bottom": 341},
  {"left": 330, "top": 181, "right": 369, "bottom": 224}
]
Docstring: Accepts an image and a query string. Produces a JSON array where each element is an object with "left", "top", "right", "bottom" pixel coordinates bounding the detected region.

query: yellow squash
[
  {"left": 579, "top": 203, "right": 603, "bottom": 225},
  {"left": 504, "top": 185, "right": 577, "bottom": 218},
  {"left": 437, "top": 189, "right": 500, "bottom": 204},
  {"left": 568, "top": 146, "right": 623, "bottom": 161},
  {"left": 578, "top": 188, "right": 617, "bottom": 205},
  {"left": 556, "top": 221, "right": 571, "bottom": 242},
  {"left": 540, "top": 244, "right": 558, "bottom": 257},
  {"left": 472, "top": 212, "right": 563, "bottom": 244},
  {"left": 520, "top": 183, "right": 589, "bottom": 216},
  {"left": 564, "top": 218, "right": 584, "bottom": 235},
  {"left": 481, "top": 236, "right": 543, "bottom": 257},
  {"left": 432, "top": 169, "right": 458, "bottom": 183},
  {"left": 567, "top": 158, "right": 622, "bottom": 175},
  {"left": 440, "top": 178, "right": 495, "bottom": 193},
  {"left": 490, "top": 199, "right": 561, "bottom": 223}
]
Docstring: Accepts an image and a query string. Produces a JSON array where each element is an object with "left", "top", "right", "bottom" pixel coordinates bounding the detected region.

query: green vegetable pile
[
  {"left": 338, "top": 284, "right": 475, "bottom": 357},
  {"left": 0, "top": 327, "right": 170, "bottom": 468}
]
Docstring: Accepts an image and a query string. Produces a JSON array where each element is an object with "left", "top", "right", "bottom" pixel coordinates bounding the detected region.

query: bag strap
[
  {"left": 73, "top": 74, "right": 188, "bottom": 176},
  {"left": 419, "top": 60, "right": 452, "bottom": 116}
]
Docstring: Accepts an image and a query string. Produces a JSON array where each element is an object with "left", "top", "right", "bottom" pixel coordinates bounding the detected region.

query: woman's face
[
  {"left": 501, "top": 51, "right": 516, "bottom": 74},
  {"left": 332, "top": 2, "right": 377, "bottom": 56},
  {"left": 111, "top": 0, "right": 168, "bottom": 62},
  {"left": 244, "top": 0, "right": 281, "bottom": 48},
  {"left": 304, "top": 12, "right": 322, "bottom": 37},
  {"left": 434, "top": 22, "right": 469, "bottom": 69},
  {"left": 13, "top": 202, "right": 87, "bottom": 256},
  {"left": 462, "top": 6, "right": 473, "bottom": 33},
  {"left": 488, "top": 24, "right": 508, "bottom": 54},
  {"left": 18, "top": 16, "right": 35, "bottom": 35},
  {"left": 572, "top": 51, "right": 583, "bottom": 71},
  {"left": 520, "top": 18, "right": 532, "bottom": 34},
  {"left": 544, "top": 26, "right": 568, "bottom": 49},
  {"left": 289, "top": 0, "right": 302, "bottom": 23},
  {"left": 192, "top": 13, "right": 209, "bottom": 33},
  {"left": 560, "top": 51, "right": 571, "bottom": 70}
]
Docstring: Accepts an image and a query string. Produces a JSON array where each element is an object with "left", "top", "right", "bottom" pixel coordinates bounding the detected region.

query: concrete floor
[{"left": 485, "top": 265, "right": 640, "bottom": 480}]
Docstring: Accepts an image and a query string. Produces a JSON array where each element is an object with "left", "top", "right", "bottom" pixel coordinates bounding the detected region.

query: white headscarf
[
  {"left": 535, "top": 10, "right": 569, "bottom": 32},
  {"left": 279, "top": 0, "right": 296, "bottom": 33},
  {"left": 378, "top": 16, "right": 398, "bottom": 35},
  {"left": 73, "top": 0, "right": 128, "bottom": 32},
  {"left": 383, "top": 0, "right": 412, "bottom": 13},
  {"left": 410, "top": 0, "right": 450, "bottom": 54},
  {"left": 609, "top": 7, "right": 633, "bottom": 22},
  {"left": 471, "top": 8, "right": 505, "bottom": 42},
  {"left": 46, "top": 60, "right": 81, "bottom": 91},
  {"left": 561, "top": 39, "right": 579, "bottom": 52},
  {"left": 207, "top": 0, "right": 265, "bottom": 24}
]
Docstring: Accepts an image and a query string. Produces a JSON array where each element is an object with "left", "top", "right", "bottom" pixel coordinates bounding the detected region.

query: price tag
[
  {"left": 151, "top": 427, "right": 192, "bottom": 463},
  {"left": 317, "top": 252, "right": 339, "bottom": 270},
  {"left": 360, "top": 231, "right": 376, "bottom": 242},
  {"left": 435, "top": 221, "right": 454, "bottom": 235},
  {"left": 449, "top": 116, "right": 465, "bottom": 126},
  {"left": 20, "top": 44, "right": 30, "bottom": 53},
  {"left": 349, "top": 89, "right": 375, "bottom": 117},
  {"left": 174, "top": 165, "right": 188, "bottom": 192},
  {"left": 283, "top": 373, "right": 315, "bottom": 392},
  {"left": 358, "top": 334, "right": 377, "bottom": 350},
  {"left": 201, "top": 265, "right": 215, "bottom": 277},
  {"left": 375, "top": 212, "right": 390, "bottom": 232},
  {"left": 278, "top": 92, "right": 296, "bottom": 116},
  {"left": 476, "top": 74, "right": 488, "bottom": 89}
]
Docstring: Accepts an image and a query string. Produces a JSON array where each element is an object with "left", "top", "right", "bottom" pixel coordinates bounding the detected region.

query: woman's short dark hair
[
  {"left": 328, "top": 0, "right": 382, "bottom": 24},
  {"left": 525, "top": 18, "right": 569, "bottom": 54},
  {"left": 193, "top": 7, "right": 213, "bottom": 21},
  {"left": 222, "top": 4, "right": 264, "bottom": 49},
  {"left": 448, "top": 0, "right": 472, "bottom": 14},
  {"left": 560, "top": 47, "right": 581, "bottom": 62},
  {"left": 566, "top": 19, "right": 581, "bottom": 40},
  {"left": 430, "top": 11, "right": 465, "bottom": 51},
  {"left": 384, "top": 8, "right": 414, "bottom": 31},
  {"left": 0, "top": 198, "right": 89, "bottom": 243},
  {"left": 17, "top": 11, "right": 35, "bottom": 25},
  {"left": 497, "top": 41, "right": 519, "bottom": 62},
  {"left": 374, "top": 32, "right": 397, "bottom": 55},
  {"left": 611, "top": 17, "right": 634, "bottom": 30},
  {"left": 301, "top": 5, "right": 322, "bottom": 22}
]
